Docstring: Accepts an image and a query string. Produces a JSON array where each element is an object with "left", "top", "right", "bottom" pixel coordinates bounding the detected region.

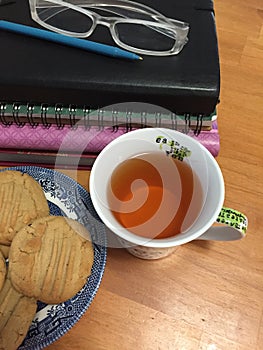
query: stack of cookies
[{"left": 0, "top": 171, "right": 94, "bottom": 350}]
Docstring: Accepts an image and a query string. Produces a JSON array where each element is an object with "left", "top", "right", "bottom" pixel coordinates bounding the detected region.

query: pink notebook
[{"left": 0, "top": 121, "right": 220, "bottom": 157}]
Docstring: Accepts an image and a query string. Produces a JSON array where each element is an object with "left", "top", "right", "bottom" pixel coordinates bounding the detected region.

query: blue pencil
[{"left": 0, "top": 20, "right": 143, "bottom": 61}]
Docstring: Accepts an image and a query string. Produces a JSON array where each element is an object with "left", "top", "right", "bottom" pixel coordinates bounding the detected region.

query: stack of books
[{"left": 0, "top": 0, "right": 220, "bottom": 169}]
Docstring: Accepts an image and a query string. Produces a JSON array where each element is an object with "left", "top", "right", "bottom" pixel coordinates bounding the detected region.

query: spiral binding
[
  {"left": 27, "top": 103, "right": 38, "bottom": 128},
  {"left": 0, "top": 102, "right": 12, "bottom": 127},
  {"left": 0, "top": 102, "right": 214, "bottom": 135}
]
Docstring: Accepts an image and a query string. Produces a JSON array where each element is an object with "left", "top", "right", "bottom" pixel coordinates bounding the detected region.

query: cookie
[
  {"left": 0, "top": 245, "right": 9, "bottom": 259},
  {"left": 0, "top": 170, "right": 50, "bottom": 245},
  {"left": 9, "top": 216, "right": 94, "bottom": 304},
  {"left": 0, "top": 251, "right": 6, "bottom": 292},
  {"left": 0, "top": 275, "right": 37, "bottom": 350}
]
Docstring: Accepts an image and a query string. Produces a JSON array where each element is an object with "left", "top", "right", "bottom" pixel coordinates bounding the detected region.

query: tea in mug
[{"left": 107, "top": 151, "right": 203, "bottom": 239}]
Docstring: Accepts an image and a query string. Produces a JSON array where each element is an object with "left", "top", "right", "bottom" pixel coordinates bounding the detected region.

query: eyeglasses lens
[
  {"left": 36, "top": 2, "right": 93, "bottom": 33},
  {"left": 115, "top": 22, "right": 176, "bottom": 51}
]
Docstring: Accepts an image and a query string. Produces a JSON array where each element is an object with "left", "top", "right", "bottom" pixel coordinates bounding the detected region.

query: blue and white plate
[{"left": 2, "top": 166, "right": 107, "bottom": 350}]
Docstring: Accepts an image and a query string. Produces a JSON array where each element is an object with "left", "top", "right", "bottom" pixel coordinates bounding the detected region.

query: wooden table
[
  {"left": 3, "top": 0, "right": 260, "bottom": 348},
  {"left": 45, "top": 1, "right": 263, "bottom": 348}
]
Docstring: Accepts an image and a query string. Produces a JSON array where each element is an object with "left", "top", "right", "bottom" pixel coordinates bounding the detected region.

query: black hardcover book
[{"left": 0, "top": 0, "right": 220, "bottom": 115}]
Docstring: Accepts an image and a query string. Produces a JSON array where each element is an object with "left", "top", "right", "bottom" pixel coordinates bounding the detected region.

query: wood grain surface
[
  {"left": 3, "top": 0, "right": 261, "bottom": 349},
  {"left": 47, "top": 0, "right": 263, "bottom": 349}
]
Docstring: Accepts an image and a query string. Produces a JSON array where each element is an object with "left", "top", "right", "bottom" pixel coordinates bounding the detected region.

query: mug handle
[{"left": 198, "top": 207, "right": 248, "bottom": 241}]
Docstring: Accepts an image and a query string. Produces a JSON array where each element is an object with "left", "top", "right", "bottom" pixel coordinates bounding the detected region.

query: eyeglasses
[{"left": 28, "top": 0, "right": 189, "bottom": 56}]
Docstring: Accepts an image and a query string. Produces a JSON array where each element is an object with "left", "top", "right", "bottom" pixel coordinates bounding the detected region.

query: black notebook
[{"left": 0, "top": 0, "right": 220, "bottom": 115}]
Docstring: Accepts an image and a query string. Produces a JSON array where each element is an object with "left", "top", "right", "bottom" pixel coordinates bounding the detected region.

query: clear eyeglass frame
[{"left": 29, "top": 0, "right": 189, "bottom": 56}]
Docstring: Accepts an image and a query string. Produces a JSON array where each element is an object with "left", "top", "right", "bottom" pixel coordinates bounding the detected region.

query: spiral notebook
[
  {"left": 0, "top": 0, "right": 220, "bottom": 115},
  {"left": 0, "top": 122, "right": 220, "bottom": 169},
  {"left": 0, "top": 0, "right": 220, "bottom": 169},
  {"left": 0, "top": 102, "right": 216, "bottom": 131},
  {"left": 0, "top": 102, "right": 220, "bottom": 169}
]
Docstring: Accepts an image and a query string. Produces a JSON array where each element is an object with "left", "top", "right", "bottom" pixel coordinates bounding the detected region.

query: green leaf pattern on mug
[
  {"left": 155, "top": 136, "right": 191, "bottom": 161},
  {"left": 216, "top": 207, "right": 248, "bottom": 234}
]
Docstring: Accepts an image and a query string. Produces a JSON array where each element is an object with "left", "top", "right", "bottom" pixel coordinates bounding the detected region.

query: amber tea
[{"left": 107, "top": 151, "right": 203, "bottom": 239}]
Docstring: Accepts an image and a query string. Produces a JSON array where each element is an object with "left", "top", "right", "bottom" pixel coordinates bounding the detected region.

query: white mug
[{"left": 89, "top": 128, "right": 248, "bottom": 259}]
